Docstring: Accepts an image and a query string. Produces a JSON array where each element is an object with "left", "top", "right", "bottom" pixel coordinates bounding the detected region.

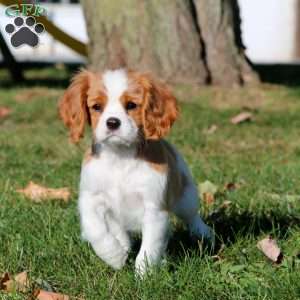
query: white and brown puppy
[{"left": 59, "top": 69, "right": 213, "bottom": 276}]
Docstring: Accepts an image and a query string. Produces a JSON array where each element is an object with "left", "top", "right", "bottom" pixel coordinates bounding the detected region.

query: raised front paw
[
  {"left": 106, "top": 247, "right": 128, "bottom": 270},
  {"left": 91, "top": 238, "right": 128, "bottom": 270},
  {"left": 115, "top": 232, "right": 131, "bottom": 253}
]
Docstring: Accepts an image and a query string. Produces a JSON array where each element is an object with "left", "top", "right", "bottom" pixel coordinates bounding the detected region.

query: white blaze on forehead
[
  {"left": 103, "top": 69, "right": 128, "bottom": 102},
  {"left": 94, "top": 68, "right": 138, "bottom": 145}
]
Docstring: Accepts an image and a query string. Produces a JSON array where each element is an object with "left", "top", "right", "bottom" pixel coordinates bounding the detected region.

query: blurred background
[
  {"left": 0, "top": 0, "right": 300, "bottom": 86},
  {"left": 1, "top": 3, "right": 300, "bottom": 299}
]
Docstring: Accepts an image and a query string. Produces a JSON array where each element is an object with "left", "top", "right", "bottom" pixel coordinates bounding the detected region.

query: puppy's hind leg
[{"left": 173, "top": 182, "right": 214, "bottom": 244}]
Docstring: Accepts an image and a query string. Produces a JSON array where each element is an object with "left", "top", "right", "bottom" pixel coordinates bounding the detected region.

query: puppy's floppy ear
[
  {"left": 59, "top": 70, "right": 92, "bottom": 143},
  {"left": 142, "top": 75, "right": 179, "bottom": 140}
]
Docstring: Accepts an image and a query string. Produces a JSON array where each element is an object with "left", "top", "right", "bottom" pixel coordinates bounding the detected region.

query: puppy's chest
[
  {"left": 84, "top": 154, "right": 150, "bottom": 191},
  {"left": 81, "top": 154, "right": 166, "bottom": 229}
]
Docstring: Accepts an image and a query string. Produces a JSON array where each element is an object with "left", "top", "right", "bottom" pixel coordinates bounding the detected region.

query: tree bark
[
  {"left": 193, "top": 0, "right": 258, "bottom": 86},
  {"left": 81, "top": 0, "right": 207, "bottom": 84},
  {"left": 81, "top": 0, "right": 259, "bottom": 86}
]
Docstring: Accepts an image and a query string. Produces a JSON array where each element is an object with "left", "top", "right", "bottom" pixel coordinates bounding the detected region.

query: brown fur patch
[
  {"left": 86, "top": 77, "right": 107, "bottom": 131},
  {"left": 59, "top": 70, "right": 91, "bottom": 143},
  {"left": 138, "top": 140, "right": 187, "bottom": 210},
  {"left": 127, "top": 72, "right": 179, "bottom": 140},
  {"left": 58, "top": 70, "right": 107, "bottom": 143},
  {"left": 120, "top": 76, "right": 145, "bottom": 130},
  {"left": 137, "top": 140, "right": 168, "bottom": 174}
]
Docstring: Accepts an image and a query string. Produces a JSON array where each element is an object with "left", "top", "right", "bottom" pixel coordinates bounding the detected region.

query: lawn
[{"left": 0, "top": 68, "right": 300, "bottom": 300}]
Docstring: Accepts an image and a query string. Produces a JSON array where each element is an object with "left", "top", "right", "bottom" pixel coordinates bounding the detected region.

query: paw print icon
[{"left": 5, "top": 16, "right": 44, "bottom": 48}]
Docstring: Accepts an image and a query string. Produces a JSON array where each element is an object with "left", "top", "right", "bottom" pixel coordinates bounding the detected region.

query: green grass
[{"left": 0, "top": 69, "right": 300, "bottom": 299}]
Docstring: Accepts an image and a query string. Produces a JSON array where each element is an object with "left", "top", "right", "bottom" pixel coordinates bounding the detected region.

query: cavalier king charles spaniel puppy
[{"left": 59, "top": 69, "right": 214, "bottom": 276}]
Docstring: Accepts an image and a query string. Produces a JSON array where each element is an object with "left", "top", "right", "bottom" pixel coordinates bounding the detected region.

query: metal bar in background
[{"left": 0, "top": 30, "right": 24, "bottom": 82}]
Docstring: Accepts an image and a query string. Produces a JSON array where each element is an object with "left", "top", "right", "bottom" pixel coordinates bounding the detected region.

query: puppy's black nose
[{"left": 106, "top": 117, "right": 121, "bottom": 130}]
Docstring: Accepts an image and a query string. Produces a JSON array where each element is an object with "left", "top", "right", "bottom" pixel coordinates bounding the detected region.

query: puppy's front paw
[
  {"left": 135, "top": 253, "right": 151, "bottom": 278},
  {"left": 107, "top": 248, "right": 128, "bottom": 270},
  {"left": 92, "top": 239, "right": 128, "bottom": 270},
  {"left": 115, "top": 232, "right": 131, "bottom": 253}
]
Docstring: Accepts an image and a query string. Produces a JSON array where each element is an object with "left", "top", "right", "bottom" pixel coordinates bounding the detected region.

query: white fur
[
  {"left": 79, "top": 145, "right": 213, "bottom": 276},
  {"left": 103, "top": 69, "right": 128, "bottom": 100},
  {"left": 78, "top": 69, "right": 213, "bottom": 276},
  {"left": 95, "top": 69, "right": 138, "bottom": 146}
]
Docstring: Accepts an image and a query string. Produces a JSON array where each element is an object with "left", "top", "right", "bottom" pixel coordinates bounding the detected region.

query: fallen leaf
[
  {"left": 0, "top": 273, "right": 10, "bottom": 290},
  {"left": 199, "top": 180, "right": 218, "bottom": 195},
  {"left": 202, "top": 192, "right": 215, "bottom": 205},
  {"left": 199, "top": 180, "right": 218, "bottom": 206},
  {"left": 224, "top": 182, "right": 239, "bottom": 191},
  {"left": 204, "top": 124, "right": 218, "bottom": 134},
  {"left": 257, "top": 236, "right": 283, "bottom": 263},
  {"left": 1, "top": 271, "right": 29, "bottom": 292},
  {"left": 35, "top": 290, "right": 70, "bottom": 300},
  {"left": 17, "top": 181, "right": 70, "bottom": 203},
  {"left": 0, "top": 107, "right": 11, "bottom": 118},
  {"left": 230, "top": 112, "right": 253, "bottom": 124},
  {"left": 5, "top": 271, "right": 29, "bottom": 292}
]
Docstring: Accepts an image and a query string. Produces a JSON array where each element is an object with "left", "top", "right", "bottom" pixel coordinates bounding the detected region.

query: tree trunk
[
  {"left": 193, "top": 0, "right": 258, "bottom": 86},
  {"left": 81, "top": 0, "right": 259, "bottom": 86}
]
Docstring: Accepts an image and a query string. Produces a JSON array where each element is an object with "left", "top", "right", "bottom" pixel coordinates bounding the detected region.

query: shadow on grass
[
  {"left": 0, "top": 62, "right": 83, "bottom": 89},
  {"left": 165, "top": 210, "right": 300, "bottom": 258},
  {"left": 125, "top": 208, "right": 300, "bottom": 263},
  {"left": 1, "top": 78, "right": 71, "bottom": 89},
  {"left": 2, "top": 63, "right": 300, "bottom": 88}
]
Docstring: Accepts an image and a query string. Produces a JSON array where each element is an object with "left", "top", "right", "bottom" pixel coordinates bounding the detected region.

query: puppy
[{"left": 59, "top": 69, "right": 213, "bottom": 276}]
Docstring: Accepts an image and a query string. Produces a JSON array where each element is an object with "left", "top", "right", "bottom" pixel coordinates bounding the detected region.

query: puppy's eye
[
  {"left": 126, "top": 101, "right": 137, "bottom": 110},
  {"left": 92, "top": 104, "right": 102, "bottom": 112}
]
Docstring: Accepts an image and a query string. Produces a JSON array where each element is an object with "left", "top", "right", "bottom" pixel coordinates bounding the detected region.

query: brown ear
[
  {"left": 59, "top": 70, "right": 91, "bottom": 143},
  {"left": 142, "top": 76, "right": 179, "bottom": 140}
]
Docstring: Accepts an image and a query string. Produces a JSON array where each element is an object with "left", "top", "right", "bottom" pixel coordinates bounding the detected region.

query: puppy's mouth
[{"left": 103, "top": 133, "right": 132, "bottom": 146}]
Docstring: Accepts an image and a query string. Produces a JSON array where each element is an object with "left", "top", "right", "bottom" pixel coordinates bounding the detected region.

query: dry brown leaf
[
  {"left": 0, "top": 271, "right": 29, "bottom": 292},
  {"left": 224, "top": 182, "right": 238, "bottom": 191},
  {"left": 203, "top": 192, "right": 215, "bottom": 205},
  {"left": 199, "top": 180, "right": 218, "bottom": 206},
  {"left": 0, "top": 107, "right": 11, "bottom": 118},
  {"left": 0, "top": 273, "right": 10, "bottom": 290},
  {"left": 257, "top": 236, "right": 283, "bottom": 263},
  {"left": 230, "top": 112, "right": 253, "bottom": 124},
  {"left": 17, "top": 181, "right": 70, "bottom": 203},
  {"left": 35, "top": 290, "right": 70, "bottom": 300},
  {"left": 5, "top": 271, "right": 29, "bottom": 292},
  {"left": 204, "top": 124, "right": 218, "bottom": 134},
  {"left": 199, "top": 181, "right": 218, "bottom": 206}
]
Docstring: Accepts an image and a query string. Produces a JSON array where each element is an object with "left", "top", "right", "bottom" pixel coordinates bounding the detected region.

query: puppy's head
[{"left": 59, "top": 69, "right": 179, "bottom": 146}]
